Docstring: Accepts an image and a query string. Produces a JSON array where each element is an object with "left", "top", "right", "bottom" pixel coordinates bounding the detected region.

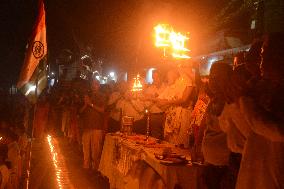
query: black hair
[
  {"left": 0, "top": 144, "right": 8, "bottom": 160},
  {"left": 262, "top": 33, "right": 284, "bottom": 76},
  {"left": 245, "top": 39, "right": 263, "bottom": 64}
]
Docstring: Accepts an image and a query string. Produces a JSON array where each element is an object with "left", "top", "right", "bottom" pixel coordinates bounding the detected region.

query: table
[{"left": 99, "top": 133, "right": 204, "bottom": 189}]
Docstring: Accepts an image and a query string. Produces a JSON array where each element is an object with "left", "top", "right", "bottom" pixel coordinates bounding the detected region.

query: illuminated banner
[{"left": 154, "top": 24, "right": 190, "bottom": 59}]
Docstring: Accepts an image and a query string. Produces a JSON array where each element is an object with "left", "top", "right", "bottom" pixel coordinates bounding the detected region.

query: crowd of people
[
  {"left": 202, "top": 33, "right": 284, "bottom": 189},
  {"left": 0, "top": 91, "right": 30, "bottom": 189},
  {"left": 0, "top": 33, "right": 283, "bottom": 189}
]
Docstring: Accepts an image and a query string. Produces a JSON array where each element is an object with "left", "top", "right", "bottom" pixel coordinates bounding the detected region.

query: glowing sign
[
  {"left": 154, "top": 24, "right": 171, "bottom": 47},
  {"left": 154, "top": 24, "right": 190, "bottom": 59}
]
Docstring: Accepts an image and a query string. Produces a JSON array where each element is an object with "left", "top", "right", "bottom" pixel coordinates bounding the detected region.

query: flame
[
  {"left": 47, "top": 135, "right": 74, "bottom": 189},
  {"left": 154, "top": 24, "right": 190, "bottom": 59},
  {"left": 131, "top": 74, "right": 143, "bottom": 92}
]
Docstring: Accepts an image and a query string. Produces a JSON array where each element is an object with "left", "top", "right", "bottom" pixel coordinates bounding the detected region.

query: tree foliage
[{"left": 213, "top": 0, "right": 258, "bottom": 31}]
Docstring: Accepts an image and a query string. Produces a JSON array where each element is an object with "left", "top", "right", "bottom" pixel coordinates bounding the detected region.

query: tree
[{"left": 214, "top": 0, "right": 257, "bottom": 29}]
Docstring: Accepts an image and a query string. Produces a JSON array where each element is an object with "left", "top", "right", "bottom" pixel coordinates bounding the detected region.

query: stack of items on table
[{"left": 99, "top": 133, "right": 203, "bottom": 189}]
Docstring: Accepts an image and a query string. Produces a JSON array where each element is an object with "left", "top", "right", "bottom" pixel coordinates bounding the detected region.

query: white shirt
[
  {"left": 159, "top": 74, "right": 193, "bottom": 100},
  {"left": 218, "top": 102, "right": 251, "bottom": 154},
  {"left": 240, "top": 97, "right": 284, "bottom": 142},
  {"left": 219, "top": 97, "right": 284, "bottom": 189},
  {"left": 117, "top": 98, "right": 145, "bottom": 121},
  {"left": 202, "top": 114, "right": 231, "bottom": 166},
  {"left": 108, "top": 92, "right": 123, "bottom": 121}
]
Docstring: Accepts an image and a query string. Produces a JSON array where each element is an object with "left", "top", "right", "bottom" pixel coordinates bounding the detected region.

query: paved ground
[{"left": 28, "top": 136, "right": 109, "bottom": 189}]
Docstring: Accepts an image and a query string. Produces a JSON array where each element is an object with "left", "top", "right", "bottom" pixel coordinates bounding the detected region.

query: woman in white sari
[{"left": 157, "top": 64, "right": 196, "bottom": 147}]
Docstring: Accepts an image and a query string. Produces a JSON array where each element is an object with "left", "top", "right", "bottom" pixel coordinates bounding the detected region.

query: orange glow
[
  {"left": 131, "top": 74, "right": 143, "bottom": 92},
  {"left": 47, "top": 135, "right": 74, "bottom": 189},
  {"left": 154, "top": 24, "right": 190, "bottom": 59},
  {"left": 154, "top": 24, "right": 171, "bottom": 47},
  {"left": 170, "top": 31, "right": 190, "bottom": 59}
]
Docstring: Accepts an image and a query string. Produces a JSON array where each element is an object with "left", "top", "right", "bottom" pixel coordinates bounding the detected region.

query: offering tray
[{"left": 154, "top": 152, "right": 188, "bottom": 165}]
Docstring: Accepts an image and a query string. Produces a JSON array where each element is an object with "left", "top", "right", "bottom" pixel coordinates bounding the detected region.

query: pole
[
  {"left": 24, "top": 71, "right": 40, "bottom": 189},
  {"left": 145, "top": 109, "right": 150, "bottom": 141}
]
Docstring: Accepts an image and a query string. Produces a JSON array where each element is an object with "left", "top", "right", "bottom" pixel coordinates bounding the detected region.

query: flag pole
[
  {"left": 24, "top": 0, "right": 46, "bottom": 187},
  {"left": 24, "top": 69, "right": 39, "bottom": 189}
]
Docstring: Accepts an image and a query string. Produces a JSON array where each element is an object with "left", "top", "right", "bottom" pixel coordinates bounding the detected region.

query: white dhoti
[{"left": 82, "top": 129, "right": 104, "bottom": 169}]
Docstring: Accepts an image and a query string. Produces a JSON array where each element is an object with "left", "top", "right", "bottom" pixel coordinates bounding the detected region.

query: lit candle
[{"left": 47, "top": 135, "right": 74, "bottom": 189}]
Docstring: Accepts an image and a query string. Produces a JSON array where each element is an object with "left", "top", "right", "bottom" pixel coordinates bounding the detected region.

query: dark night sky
[{"left": 0, "top": 0, "right": 227, "bottom": 88}]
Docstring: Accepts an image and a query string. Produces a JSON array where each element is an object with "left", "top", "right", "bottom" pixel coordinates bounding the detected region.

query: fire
[
  {"left": 47, "top": 135, "right": 64, "bottom": 189},
  {"left": 47, "top": 135, "right": 74, "bottom": 189},
  {"left": 131, "top": 74, "right": 143, "bottom": 92},
  {"left": 154, "top": 24, "right": 190, "bottom": 59}
]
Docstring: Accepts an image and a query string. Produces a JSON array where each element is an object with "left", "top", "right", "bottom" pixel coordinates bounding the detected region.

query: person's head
[
  {"left": 117, "top": 81, "right": 128, "bottom": 94},
  {"left": 40, "top": 93, "right": 48, "bottom": 103},
  {"left": 1, "top": 129, "right": 18, "bottom": 144},
  {"left": 108, "top": 80, "right": 116, "bottom": 89},
  {"left": 15, "top": 125, "right": 25, "bottom": 136},
  {"left": 0, "top": 120, "right": 9, "bottom": 130},
  {"left": 152, "top": 70, "right": 161, "bottom": 85},
  {"left": 209, "top": 61, "right": 234, "bottom": 102},
  {"left": 61, "top": 68, "right": 68, "bottom": 77},
  {"left": 0, "top": 144, "right": 8, "bottom": 164},
  {"left": 101, "top": 84, "right": 112, "bottom": 96},
  {"left": 261, "top": 33, "right": 284, "bottom": 81},
  {"left": 166, "top": 69, "right": 179, "bottom": 85},
  {"left": 90, "top": 79, "right": 100, "bottom": 92},
  {"left": 178, "top": 62, "right": 194, "bottom": 77},
  {"left": 111, "top": 82, "right": 120, "bottom": 92},
  {"left": 231, "top": 65, "right": 250, "bottom": 96},
  {"left": 233, "top": 51, "right": 245, "bottom": 70},
  {"left": 75, "top": 70, "right": 81, "bottom": 78},
  {"left": 208, "top": 98, "right": 226, "bottom": 117},
  {"left": 245, "top": 39, "right": 263, "bottom": 77}
]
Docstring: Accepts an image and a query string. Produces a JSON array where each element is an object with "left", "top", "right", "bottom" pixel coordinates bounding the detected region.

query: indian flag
[{"left": 17, "top": 0, "right": 47, "bottom": 102}]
